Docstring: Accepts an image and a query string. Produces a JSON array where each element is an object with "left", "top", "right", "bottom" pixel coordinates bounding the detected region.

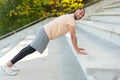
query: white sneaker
[
  {"left": 12, "top": 65, "right": 20, "bottom": 71},
  {"left": 2, "top": 64, "right": 17, "bottom": 76}
]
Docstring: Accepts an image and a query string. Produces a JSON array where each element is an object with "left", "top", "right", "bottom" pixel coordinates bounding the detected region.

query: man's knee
[{"left": 21, "top": 45, "right": 36, "bottom": 54}]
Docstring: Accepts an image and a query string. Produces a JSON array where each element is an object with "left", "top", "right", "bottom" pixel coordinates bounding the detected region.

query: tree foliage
[{"left": 0, "top": 0, "right": 93, "bottom": 36}]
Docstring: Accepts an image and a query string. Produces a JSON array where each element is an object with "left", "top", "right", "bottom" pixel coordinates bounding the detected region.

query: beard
[
  {"left": 74, "top": 14, "right": 80, "bottom": 20},
  {"left": 74, "top": 15, "right": 78, "bottom": 20}
]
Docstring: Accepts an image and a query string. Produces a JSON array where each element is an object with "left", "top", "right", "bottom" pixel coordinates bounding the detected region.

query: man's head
[{"left": 74, "top": 8, "right": 85, "bottom": 20}]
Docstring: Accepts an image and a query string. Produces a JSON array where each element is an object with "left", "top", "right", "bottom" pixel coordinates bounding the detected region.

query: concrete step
[
  {"left": 107, "top": 0, "right": 120, "bottom": 6},
  {"left": 102, "top": 3, "right": 120, "bottom": 12},
  {"left": 89, "top": 12, "right": 120, "bottom": 24},
  {"left": 83, "top": 0, "right": 120, "bottom": 18},
  {"left": 76, "top": 20, "right": 120, "bottom": 47},
  {"left": 103, "top": 7, "right": 120, "bottom": 12},
  {"left": 76, "top": 27, "right": 120, "bottom": 80},
  {"left": 90, "top": 12, "right": 120, "bottom": 16},
  {"left": 65, "top": 25, "right": 120, "bottom": 80},
  {"left": 104, "top": 3, "right": 120, "bottom": 9},
  {"left": 0, "top": 17, "right": 55, "bottom": 57},
  {"left": 84, "top": 0, "right": 120, "bottom": 18},
  {"left": 0, "top": 35, "right": 45, "bottom": 65},
  {"left": 87, "top": 68, "right": 120, "bottom": 80},
  {"left": 87, "top": 75, "right": 95, "bottom": 80},
  {"left": 0, "top": 35, "right": 88, "bottom": 80}
]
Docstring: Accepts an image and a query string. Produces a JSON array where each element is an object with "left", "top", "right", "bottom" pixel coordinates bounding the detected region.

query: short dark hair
[
  {"left": 67, "top": 8, "right": 85, "bottom": 14},
  {"left": 76, "top": 8, "right": 85, "bottom": 13}
]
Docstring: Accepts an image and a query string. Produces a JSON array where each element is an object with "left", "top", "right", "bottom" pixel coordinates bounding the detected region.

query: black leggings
[{"left": 11, "top": 45, "right": 36, "bottom": 64}]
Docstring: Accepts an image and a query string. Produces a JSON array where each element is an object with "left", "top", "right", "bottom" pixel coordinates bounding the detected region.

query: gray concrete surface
[
  {"left": 0, "top": 17, "right": 55, "bottom": 58},
  {"left": 0, "top": 36, "right": 87, "bottom": 80},
  {"left": 1, "top": 0, "right": 120, "bottom": 80},
  {"left": 65, "top": 26, "right": 120, "bottom": 80}
]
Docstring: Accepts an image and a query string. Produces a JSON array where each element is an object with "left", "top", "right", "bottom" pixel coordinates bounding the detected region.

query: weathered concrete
[
  {"left": 0, "top": 17, "right": 55, "bottom": 58},
  {"left": 0, "top": 36, "right": 87, "bottom": 80},
  {"left": 65, "top": 26, "right": 120, "bottom": 80}
]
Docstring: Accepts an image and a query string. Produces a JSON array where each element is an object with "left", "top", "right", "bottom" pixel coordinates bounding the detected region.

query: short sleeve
[{"left": 67, "top": 18, "right": 75, "bottom": 27}]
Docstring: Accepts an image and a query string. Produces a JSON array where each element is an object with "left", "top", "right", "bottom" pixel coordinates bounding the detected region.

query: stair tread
[
  {"left": 0, "top": 35, "right": 44, "bottom": 66},
  {"left": 76, "top": 27, "right": 120, "bottom": 69},
  {"left": 78, "top": 20, "right": 120, "bottom": 34},
  {"left": 104, "top": 3, "right": 120, "bottom": 9},
  {"left": 66, "top": 26, "right": 120, "bottom": 69},
  {"left": 92, "top": 12, "right": 120, "bottom": 16}
]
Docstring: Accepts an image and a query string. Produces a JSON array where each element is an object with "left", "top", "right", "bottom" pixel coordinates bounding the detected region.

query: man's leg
[
  {"left": 2, "top": 45, "right": 36, "bottom": 76},
  {"left": 10, "top": 45, "right": 36, "bottom": 65}
]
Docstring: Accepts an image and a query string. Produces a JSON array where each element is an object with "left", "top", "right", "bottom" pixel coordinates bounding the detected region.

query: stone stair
[
  {"left": 66, "top": 0, "right": 120, "bottom": 80},
  {"left": 66, "top": 26, "right": 120, "bottom": 80},
  {"left": 0, "top": 35, "right": 88, "bottom": 80},
  {"left": 77, "top": 20, "right": 120, "bottom": 46},
  {"left": 1, "top": 0, "right": 120, "bottom": 80},
  {"left": 0, "top": 17, "right": 55, "bottom": 58},
  {"left": 88, "top": 0, "right": 120, "bottom": 24},
  {"left": 0, "top": 19, "right": 88, "bottom": 80},
  {"left": 103, "top": 3, "right": 120, "bottom": 12}
]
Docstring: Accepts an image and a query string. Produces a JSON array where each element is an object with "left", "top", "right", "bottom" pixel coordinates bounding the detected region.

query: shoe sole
[
  {"left": 2, "top": 66, "right": 17, "bottom": 76},
  {"left": 12, "top": 65, "right": 20, "bottom": 71}
]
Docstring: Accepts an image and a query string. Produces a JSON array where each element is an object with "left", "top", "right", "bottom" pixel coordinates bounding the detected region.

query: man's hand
[
  {"left": 76, "top": 48, "right": 88, "bottom": 55},
  {"left": 68, "top": 25, "right": 88, "bottom": 55},
  {"left": 77, "top": 48, "right": 85, "bottom": 51}
]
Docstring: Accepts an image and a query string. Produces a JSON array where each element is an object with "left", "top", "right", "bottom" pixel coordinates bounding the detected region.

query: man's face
[{"left": 74, "top": 9, "right": 85, "bottom": 20}]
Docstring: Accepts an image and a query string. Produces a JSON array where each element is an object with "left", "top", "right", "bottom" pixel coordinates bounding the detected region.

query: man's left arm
[{"left": 68, "top": 25, "right": 87, "bottom": 55}]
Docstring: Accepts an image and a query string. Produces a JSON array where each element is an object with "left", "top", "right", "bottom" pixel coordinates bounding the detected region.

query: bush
[{"left": 0, "top": 0, "right": 95, "bottom": 36}]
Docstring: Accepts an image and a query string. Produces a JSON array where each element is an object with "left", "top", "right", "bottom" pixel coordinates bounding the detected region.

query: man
[{"left": 2, "top": 8, "right": 87, "bottom": 76}]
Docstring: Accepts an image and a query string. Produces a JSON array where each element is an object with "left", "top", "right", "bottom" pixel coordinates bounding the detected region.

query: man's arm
[{"left": 68, "top": 25, "right": 87, "bottom": 55}]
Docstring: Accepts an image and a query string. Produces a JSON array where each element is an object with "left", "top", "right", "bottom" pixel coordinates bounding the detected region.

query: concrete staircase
[
  {"left": 0, "top": 18, "right": 55, "bottom": 58},
  {"left": 66, "top": 0, "right": 120, "bottom": 80},
  {"left": 0, "top": 0, "right": 120, "bottom": 80},
  {"left": 0, "top": 33, "right": 87, "bottom": 80},
  {"left": 0, "top": 18, "right": 87, "bottom": 80}
]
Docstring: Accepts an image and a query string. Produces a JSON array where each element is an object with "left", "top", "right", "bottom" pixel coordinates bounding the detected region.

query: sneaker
[
  {"left": 12, "top": 65, "right": 20, "bottom": 71},
  {"left": 2, "top": 64, "right": 17, "bottom": 76}
]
